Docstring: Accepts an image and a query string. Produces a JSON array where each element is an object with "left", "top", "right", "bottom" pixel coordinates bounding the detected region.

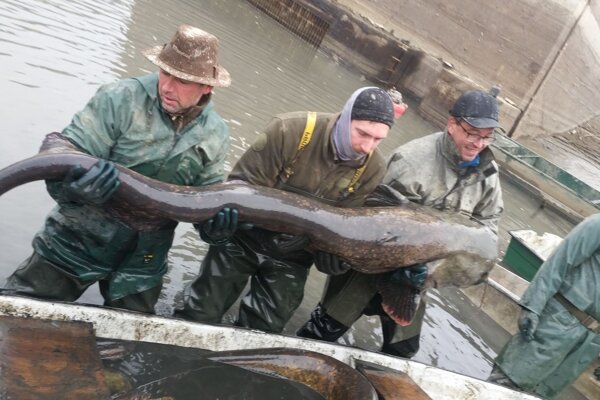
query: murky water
[
  {"left": 0, "top": 0, "right": 578, "bottom": 384},
  {"left": 99, "top": 340, "right": 326, "bottom": 399}
]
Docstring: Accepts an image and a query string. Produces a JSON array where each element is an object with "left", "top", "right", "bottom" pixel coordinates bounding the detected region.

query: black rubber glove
[
  {"left": 314, "top": 252, "right": 352, "bottom": 275},
  {"left": 594, "top": 366, "right": 600, "bottom": 381},
  {"left": 269, "top": 233, "right": 309, "bottom": 256},
  {"left": 389, "top": 263, "right": 429, "bottom": 289},
  {"left": 517, "top": 308, "right": 540, "bottom": 342},
  {"left": 63, "top": 160, "right": 120, "bottom": 205},
  {"left": 196, "top": 208, "right": 252, "bottom": 245},
  {"left": 364, "top": 184, "right": 410, "bottom": 207}
]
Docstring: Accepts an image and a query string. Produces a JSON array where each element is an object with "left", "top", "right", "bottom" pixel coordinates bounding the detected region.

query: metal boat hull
[{"left": 0, "top": 295, "right": 538, "bottom": 400}]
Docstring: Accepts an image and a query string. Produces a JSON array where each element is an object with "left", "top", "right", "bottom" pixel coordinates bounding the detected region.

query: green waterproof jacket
[
  {"left": 496, "top": 213, "right": 600, "bottom": 397},
  {"left": 229, "top": 111, "right": 387, "bottom": 257},
  {"left": 384, "top": 131, "right": 503, "bottom": 232},
  {"left": 33, "top": 73, "right": 229, "bottom": 300},
  {"left": 520, "top": 213, "right": 600, "bottom": 318}
]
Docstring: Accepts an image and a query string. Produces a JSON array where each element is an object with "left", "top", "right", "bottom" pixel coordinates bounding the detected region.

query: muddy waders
[
  {"left": 179, "top": 228, "right": 312, "bottom": 333},
  {"left": 296, "top": 269, "right": 426, "bottom": 358},
  {"left": 4, "top": 252, "right": 162, "bottom": 313}
]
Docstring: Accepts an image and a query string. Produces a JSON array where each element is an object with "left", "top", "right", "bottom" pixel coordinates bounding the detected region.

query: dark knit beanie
[{"left": 351, "top": 88, "right": 395, "bottom": 127}]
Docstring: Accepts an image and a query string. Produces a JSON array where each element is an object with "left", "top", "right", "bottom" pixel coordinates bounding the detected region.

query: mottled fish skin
[{"left": 0, "top": 152, "right": 497, "bottom": 282}]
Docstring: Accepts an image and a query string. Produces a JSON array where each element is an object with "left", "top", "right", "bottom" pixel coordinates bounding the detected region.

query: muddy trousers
[
  {"left": 3, "top": 252, "right": 162, "bottom": 313},
  {"left": 296, "top": 270, "right": 425, "bottom": 358},
  {"left": 178, "top": 239, "right": 310, "bottom": 333}
]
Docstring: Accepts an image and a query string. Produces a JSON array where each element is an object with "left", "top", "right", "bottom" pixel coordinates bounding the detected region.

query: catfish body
[{"left": 0, "top": 152, "right": 497, "bottom": 286}]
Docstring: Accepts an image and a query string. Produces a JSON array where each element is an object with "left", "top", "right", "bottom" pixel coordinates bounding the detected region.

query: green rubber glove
[
  {"left": 196, "top": 208, "right": 253, "bottom": 245},
  {"left": 517, "top": 309, "right": 540, "bottom": 342},
  {"left": 63, "top": 160, "right": 120, "bottom": 205},
  {"left": 390, "top": 263, "right": 428, "bottom": 289},
  {"left": 314, "top": 252, "right": 352, "bottom": 275}
]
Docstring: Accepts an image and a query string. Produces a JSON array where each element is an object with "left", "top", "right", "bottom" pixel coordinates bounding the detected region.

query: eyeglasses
[{"left": 456, "top": 120, "right": 496, "bottom": 144}]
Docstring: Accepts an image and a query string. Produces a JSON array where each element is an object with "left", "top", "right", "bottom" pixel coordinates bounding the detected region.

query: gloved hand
[
  {"left": 364, "top": 184, "right": 410, "bottom": 207},
  {"left": 269, "top": 233, "right": 309, "bottom": 256},
  {"left": 314, "top": 252, "right": 352, "bottom": 275},
  {"left": 196, "top": 208, "right": 252, "bottom": 245},
  {"left": 595, "top": 366, "right": 600, "bottom": 381},
  {"left": 63, "top": 160, "right": 120, "bottom": 205},
  {"left": 390, "top": 263, "right": 428, "bottom": 289},
  {"left": 517, "top": 308, "right": 540, "bottom": 342}
]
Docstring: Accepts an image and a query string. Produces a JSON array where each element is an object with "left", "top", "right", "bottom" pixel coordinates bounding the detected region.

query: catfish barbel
[{"left": 0, "top": 152, "right": 498, "bottom": 288}]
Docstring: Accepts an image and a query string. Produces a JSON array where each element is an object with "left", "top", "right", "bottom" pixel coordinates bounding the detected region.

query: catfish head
[{"left": 424, "top": 252, "right": 495, "bottom": 289}]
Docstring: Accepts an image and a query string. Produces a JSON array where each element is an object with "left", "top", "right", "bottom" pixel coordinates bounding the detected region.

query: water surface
[{"left": 0, "top": 0, "right": 577, "bottom": 384}]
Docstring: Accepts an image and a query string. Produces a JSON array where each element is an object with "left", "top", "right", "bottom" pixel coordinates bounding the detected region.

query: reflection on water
[
  {"left": 418, "top": 289, "right": 497, "bottom": 378},
  {"left": 0, "top": 0, "right": 579, "bottom": 382},
  {"left": 99, "top": 340, "right": 325, "bottom": 399},
  {"left": 336, "top": 287, "right": 499, "bottom": 379}
]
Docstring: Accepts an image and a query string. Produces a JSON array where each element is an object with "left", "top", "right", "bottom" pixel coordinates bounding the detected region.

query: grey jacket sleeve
[
  {"left": 519, "top": 214, "right": 600, "bottom": 314},
  {"left": 471, "top": 172, "right": 503, "bottom": 233}
]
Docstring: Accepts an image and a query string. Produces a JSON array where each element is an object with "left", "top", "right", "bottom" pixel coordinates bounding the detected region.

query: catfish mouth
[{"left": 426, "top": 254, "right": 495, "bottom": 289}]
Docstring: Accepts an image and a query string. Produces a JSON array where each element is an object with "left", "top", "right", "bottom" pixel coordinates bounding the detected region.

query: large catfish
[{"left": 0, "top": 151, "right": 497, "bottom": 312}]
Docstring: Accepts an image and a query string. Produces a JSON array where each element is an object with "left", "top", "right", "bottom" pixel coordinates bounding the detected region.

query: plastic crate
[{"left": 502, "top": 236, "right": 544, "bottom": 282}]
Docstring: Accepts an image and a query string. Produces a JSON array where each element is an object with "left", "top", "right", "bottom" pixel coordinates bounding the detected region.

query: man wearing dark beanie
[
  {"left": 298, "top": 88, "right": 504, "bottom": 359},
  {"left": 352, "top": 88, "right": 396, "bottom": 125},
  {"left": 177, "top": 87, "right": 397, "bottom": 333}
]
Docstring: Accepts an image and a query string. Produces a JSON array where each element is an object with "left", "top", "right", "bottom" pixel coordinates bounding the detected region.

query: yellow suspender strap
[
  {"left": 285, "top": 111, "right": 368, "bottom": 195},
  {"left": 346, "top": 152, "right": 371, "bottom": 194},
  {"left": 298, "top": 111, "right": 317, "bottom": 150},
  {"left": 283, "top": 112, "right": 317, "bottom": 179}
]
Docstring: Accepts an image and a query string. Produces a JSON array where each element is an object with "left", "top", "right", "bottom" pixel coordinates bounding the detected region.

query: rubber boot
[
  {"left": 487, "top": 364, "right": 520, "bottom": 390},
  {"left": 101, "top": 281, "right": 162, "bottom": 314},
  {"left": 380, "top": 314, "right": 421, "bottom": 358},
  {"left": 296, "top": 303, "right": 349, "bottom": 342}
]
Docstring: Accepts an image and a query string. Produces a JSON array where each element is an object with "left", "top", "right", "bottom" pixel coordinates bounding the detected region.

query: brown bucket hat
[{"left": 143, "top": 25, "right": 231, "bottom": 87}]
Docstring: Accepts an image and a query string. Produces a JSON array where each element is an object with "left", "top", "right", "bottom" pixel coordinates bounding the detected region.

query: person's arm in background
[
  {"left": 521, "top": 214, "right": 600, "bottom": 313},
  {"left": 517, "top": 214, "right": 600, "bottom": 340}
]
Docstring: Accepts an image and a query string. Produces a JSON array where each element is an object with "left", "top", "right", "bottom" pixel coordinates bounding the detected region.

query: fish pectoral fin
[{"left": 377, "top": 278, "right": 421, "bottom": 326}]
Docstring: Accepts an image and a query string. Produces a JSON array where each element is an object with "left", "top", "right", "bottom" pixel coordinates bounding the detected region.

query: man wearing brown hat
[
  {"left": 3, "top": 25, "right": 231, "bottom": 313},
  {"left": 177, "top": 87, "right": 396, "bottom": 333},
  {"left": 297, "top": 89, "right": 504, "bottom": 358}
]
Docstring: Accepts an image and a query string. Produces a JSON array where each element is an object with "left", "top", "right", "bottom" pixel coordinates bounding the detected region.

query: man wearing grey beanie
[{"left": 177, "top": 87, "right": 396, "bottom": 333}]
